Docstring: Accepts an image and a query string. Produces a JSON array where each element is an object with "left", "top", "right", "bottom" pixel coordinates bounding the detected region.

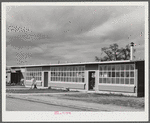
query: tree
[{"left": 95, "top": 43, "right": 136, "bottom": 62}]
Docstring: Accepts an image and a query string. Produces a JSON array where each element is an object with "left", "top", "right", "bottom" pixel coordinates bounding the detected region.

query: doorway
[
  {"left": 11, "top": 71, "right": 21, "bottom": 84},
  {"left": 44, "top": 72, "right": 48, "bottom": 87},
  {"left": 88, "top": 71, "right": 95, "bottom": 90}
]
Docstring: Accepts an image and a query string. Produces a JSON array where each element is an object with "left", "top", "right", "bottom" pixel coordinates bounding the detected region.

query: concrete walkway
[{"left": 6, "top": 93, "right": 144, "bottom": 112}]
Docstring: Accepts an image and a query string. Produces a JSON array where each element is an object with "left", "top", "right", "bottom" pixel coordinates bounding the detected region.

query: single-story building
[{"left": 7, "top": 60, "right": 144, "bottom": 97}]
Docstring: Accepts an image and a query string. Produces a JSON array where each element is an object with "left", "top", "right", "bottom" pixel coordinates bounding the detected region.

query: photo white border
[{"left": 2, "top": 2, "right": 149, "bottom": 121}]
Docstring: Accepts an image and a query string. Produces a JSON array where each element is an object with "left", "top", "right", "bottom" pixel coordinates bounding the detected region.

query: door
[
  {"left": 11, "top": 73, "right": 19, "bottom": 84},
  {"left": 44, "top": 72, "right": 48, "bottom": 87},
  {"left": 88, "top": 71, "right": 95, "bottom": 90}
]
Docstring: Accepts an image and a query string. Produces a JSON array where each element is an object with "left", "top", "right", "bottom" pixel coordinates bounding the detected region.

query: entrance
[
  {"left": 88, "top": 71, "right": 95, "bottom": 90},
  {"left": 44, "top": 72, "right": 48, "bottom": 87},
  {"left": 11, "top": 71, "right": 22, "bottom": 84}
]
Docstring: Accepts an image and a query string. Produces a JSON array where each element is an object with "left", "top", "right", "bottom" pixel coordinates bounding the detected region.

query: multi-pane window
[
  {"left": 50, "top": 66, "right": 85, "bottom": 83},
  {"left": 26, "top": 67, "right": 42, "bottom": 81},
  {"left": 99, "top": 64, "right": 135, "bottom": 85}
]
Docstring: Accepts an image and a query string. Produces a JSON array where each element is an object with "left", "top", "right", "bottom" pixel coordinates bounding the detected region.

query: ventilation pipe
[{"left": 130, "top": 42, "right": 134, "bottom": 60}]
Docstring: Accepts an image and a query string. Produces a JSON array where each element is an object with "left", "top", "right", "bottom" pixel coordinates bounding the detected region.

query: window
[
  {"left": 99, "top": 64, "right": 135, "bottom": 85},
  {"left": 50, "top": 66, "right": 85, "bottom": 83},
  {"left": 26, "top": 67, "right": 42, "bottom": 81}
]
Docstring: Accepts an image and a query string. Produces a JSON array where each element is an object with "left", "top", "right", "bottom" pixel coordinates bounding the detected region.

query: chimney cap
[{"left": 130, "top": 42, "right": 134, "bottom": 46}]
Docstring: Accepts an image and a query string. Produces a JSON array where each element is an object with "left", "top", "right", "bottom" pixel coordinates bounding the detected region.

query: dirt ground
[
  {"left": 47, "top": 93, "right": 144, "bottom": 109},
  {"left": 6, "top": 87, "right": 144, "bottom": 109}
]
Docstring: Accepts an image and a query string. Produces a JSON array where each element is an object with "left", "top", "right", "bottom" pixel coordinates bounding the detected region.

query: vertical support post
[
  {"left": 85, "top": 71, "right": 88, "bottom": 91},
  {"left": 135, "top": 69, "right": 138, "bottom": 97},
  {"left": 24, "top": 68, "right": 26, "bottom": 86},
  {"left": 49, "top": 71, "right": 51, "bottom": 86},
  {"left": 42, "top": 71, "right": 44, "bottom": 87},
  {"left": 95, "top": 70, "right": 99, "bottom": 92}
]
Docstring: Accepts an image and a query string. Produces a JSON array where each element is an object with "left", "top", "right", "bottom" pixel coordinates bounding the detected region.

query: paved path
[
  {"left": 7, "top": 97, "right": 81, "bottom": 111},
  {"left": 6, "top": 93, "right": 144, "bottom": 112}
]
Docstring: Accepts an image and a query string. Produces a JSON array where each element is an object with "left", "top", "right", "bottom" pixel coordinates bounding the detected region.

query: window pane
[
  {"left": 62, "top": 77, "right": 65, "bottom": 81},
  {"left": 126, "top": 72, "right": 129, "bottom": 77},
  {"left": 75, "top": 78, "right": 78, "bottom": 82},
  {"left": 82, "top": 78, "right": 84, "bottom": 82},
  {"left": 65, "top": 77, "right": 67, "bottom": 82},
  {"left": 99, "top": 78, "right": 102, "bottom": 83},
  {"left": 99, "top": 66, "right": 103, "bottom": 71},
  {"left": 130, "top": 78, "right": 134, "bottom": 84},
  {"left": 112, "top": 65, "right": 115, "bottom": 71},
  {"left": 116, "top": 78, "right": 120, "bottom": 84},
  {"left": 108, "top": 72, "right": 111, "bottom": 77},
  {"left": 121, "top": 72, "right": 124, "bottom": 77},
  {"left": 73, "top": 72, "right": 76, "bottom": 76},
  {"left": 79, "top": 67, "right": 81, "bottom": 71},
  {"left": 130, "top": 71, "right": 134, "bottom": 77},
  {"left": 61, "top": 72, "right": 64, "bottom": 77},
  {"left": 121, "top": 78, "right": 124, "bottom": 84},
  {"left": 70, "top": 67, "right": 73, "bottom": 71},
  {"left": 104, "top": 72, "right": 108, "bottom": 77},
  {"left": 99, "top": 72, "right": 103, "bottom": 77},
  {"left": 70, "top": 72, "right": 72, "bottom": 76},
  {"left": 108, "top": 65, "right": 111, "bottom": 70},
  {"left": 112, "top": 78, "right": 115, "bottom": 84},
  {"left": 67, "top": 77, "right": 70, "bottom": 82},
  {"left": 126, "top": 65, "right": 130, "bottom": 70},
  {"left": 130, "top": 64, "right": 134, "bottom": 70},
  {"left": 125, "top": 78, "right": 129, "bottom": 84},
  {"left": 66, "top": 77, "right": 68, "bottom": 82},
  {"left": 104, "top": 66, "right": 107, "bottom": 70},
  {"left": 112, "top": 72, "right": 115, "bottom": 77},
  {"left": 116, "top": 72, "right": 120, "bottom": 77},
  {"left": 107, "top": 78, "right": 111, "bottom": 83},
  {"left": 68, "top": 67, "right": 71, "bottom": 71},
  {"left": 64, "top": 72, "right": 66, "bottom": 76},
  {"left": 116, "top": 65, "right": 120, "bottom": 70},
  {"left": 82, "top": 72, "right": 84, "bottom": 77},
  {"left": 121, "top": 64, "right": 125, "bottom": 70},
  {"left": 103, "top": 78, "right": 106, "bottom": 83}
]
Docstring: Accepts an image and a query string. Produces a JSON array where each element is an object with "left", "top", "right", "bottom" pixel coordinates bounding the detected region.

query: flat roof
[{"left": 8, "top": 60, "right": 144, "bottom": 68}]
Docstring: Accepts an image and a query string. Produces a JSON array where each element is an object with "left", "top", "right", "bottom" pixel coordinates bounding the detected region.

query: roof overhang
[{"left": 7, "top": 60, "right": 144, "bottom": 68}]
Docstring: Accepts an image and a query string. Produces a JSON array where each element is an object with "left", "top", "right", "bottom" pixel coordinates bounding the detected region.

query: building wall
[
  {"left": 85, "top": 64, "right": 98, "bottom": 70},
  {"left": 136, "top": 61, "right": 144, "bottom": 97},
  {"left": 14, "top": 61, "right": 144, "bottom": 97},
  {"left": 6, "top": 73, "right": 11, "bottom": 83}
]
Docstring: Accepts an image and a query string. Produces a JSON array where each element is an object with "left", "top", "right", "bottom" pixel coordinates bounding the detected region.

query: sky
[{"left": 6, "top": 4, "right": 145, "bottom": 66}]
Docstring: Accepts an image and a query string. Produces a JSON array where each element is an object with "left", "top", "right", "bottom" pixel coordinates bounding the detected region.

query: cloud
[{"left": 6, "top": 5, "right": 145, "bottom": 65}]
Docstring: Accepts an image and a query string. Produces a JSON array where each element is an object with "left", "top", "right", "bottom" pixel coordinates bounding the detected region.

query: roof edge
[{"left": 7, "top": 60, "right": 144, "bottom": 68}]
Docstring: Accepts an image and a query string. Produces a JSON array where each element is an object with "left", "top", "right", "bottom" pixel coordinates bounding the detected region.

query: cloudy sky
[{"left": 6, "top": 4, "right": 145, "bottom": 66}]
